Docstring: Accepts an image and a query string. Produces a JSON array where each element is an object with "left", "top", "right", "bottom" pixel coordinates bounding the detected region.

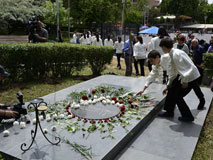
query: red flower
[
  {"left": 131, "top": 104, "right": 135, "bottom": 108},
  {"left": 91, "top": 89, "right": 96, "bottom": 94},
  {"left": 112, "top": 97, "right": 117, "bottom": 101},
  {"left": 101, "top": 89, "right": 105, "bottom": 93},
  {"left": 90, "top": 120, "right": 96, "bottom": 124},
  {"left": 128, "top": 100, "right": 133, "bottom": 104},
  {"left": 65, "top": 104, "right": 70, "bottom": 109},
  {"left": 119, "top": 100, "right": 123, "bottom": 104},
  {"left": 72, "top": 114, "right": 75, "bottom": 118},
  {"left": 104, "top": 118, "right": 110, "bottom": 123},
  {"left": 78, "top": 117, "right": 81, "bottom": 121},
  {"left": 82, "top": 96, "right": 88, "bottom": 100},
  {"left": 83, "top": 119, "right": 88, "bottom": 123},
  {"left": 120, "top": 105, "right": 125, "bottom": 112},
  {"left": 67, "top": 111, "right": 71, "bottom": 115}
]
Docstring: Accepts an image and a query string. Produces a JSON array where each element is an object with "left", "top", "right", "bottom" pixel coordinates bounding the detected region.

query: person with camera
[
  {"left": 29, "top": 21, "right": 48, "bottom": 43},
  {"left": 0, "top": 65, "right": 19, "bottom": 121}
]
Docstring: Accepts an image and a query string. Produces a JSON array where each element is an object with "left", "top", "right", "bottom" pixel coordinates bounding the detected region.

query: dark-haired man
[
  {"left": 136, "top": 50, "right": 170, "bottom": 95},
  {"left": 158, "top": 37, "right": 202, "bottom": 122}
]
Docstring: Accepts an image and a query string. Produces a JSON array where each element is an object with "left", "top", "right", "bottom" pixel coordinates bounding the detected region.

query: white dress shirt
[
  {"left": 150, "top": 37, "right": 164, "bottom": 55},
  {"left": 133, "top": 42, "right": 147, "bottom": 60},
  {"left": 79, "top": 37, "right": 88, "bottom": 44},
  {"left": 114, "top": 41, "right": 124, "bottom": 54},
  {"left": 167, "top": 48, "right": 200, "bottom": 85},
  {"left": 104, "top": 39, "right": 114, "bottom": 47},
  {"left": 70, "top": 33, "right": 77, "bottom": 44},
  {"left": 145, "top": 54, "right": 170, "bottom": 86},
  {"left": 92, "top": 38, "right": 103, "bottom": 46}
]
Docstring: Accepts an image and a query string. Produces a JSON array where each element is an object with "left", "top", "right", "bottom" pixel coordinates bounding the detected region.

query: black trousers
[
  {"left": 134, "top": 59, "right": 146, "bottom": 76},
  {"left": 116, "top": 53, "right": 122, "bottom": 67},
  {"left": 164, "top": 75, "right": 200, "bottom": 118},
  {"left": 133, "top": 57, "right": 139, "bottom": 75}
]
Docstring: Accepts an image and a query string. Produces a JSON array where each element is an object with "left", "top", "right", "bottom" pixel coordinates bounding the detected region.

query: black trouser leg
[
  {"left": 164, "top": 75, "right": 194, "bottom": 118},
  {"left": 163, "top": 70, "right": 167, "bottom": 84},
  {"left": 116, "top": 54, "right": 121, "bottom": 67},
  {"left": 164, "top": 77, "right": 180, "bottom": 113},
  {"left": 196, "top": 66, "right": 203, "bottom": 85},
  {"left": 125, "top": 54, "right": 132, "bottom": 76},
  {"left": 133, "top": 57, "right": 139, "bottom": 74},
  {"left": 148, "top": 60, "right": 152, "bottom": 71},
  {"left": 193, "top": 82, "right": 204, "bottom": 100},
  {"left": 138, "top": 59, "right": 145, "bottom": 76}
]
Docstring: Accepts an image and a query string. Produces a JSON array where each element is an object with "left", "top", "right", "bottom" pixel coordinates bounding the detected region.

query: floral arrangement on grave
[{"left": 46, "top": 86, "right": 157, "bottom": 139}]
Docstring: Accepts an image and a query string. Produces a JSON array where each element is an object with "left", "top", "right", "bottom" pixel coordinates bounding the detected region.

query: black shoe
[
  {"left": 136, "top": 73, "right": 139, "bottom": 76},
  {"left": 158, "top": 111, "right": 174, "bottom": 118},
  {"left": 197, "top": 98, "right": 205, "bottom": 110},
  {"left": 119, "top": 66, "right": 121, "bottom": 70},
  {"left": 178, "top": 116, "right": 194, "bottom": 122}
]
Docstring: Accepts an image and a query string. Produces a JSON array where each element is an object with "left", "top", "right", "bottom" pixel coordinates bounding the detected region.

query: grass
[{"left": 0, "top": 57, "right": 212, "bottom": 159}]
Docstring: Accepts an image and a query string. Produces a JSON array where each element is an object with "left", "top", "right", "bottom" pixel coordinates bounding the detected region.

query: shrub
[
  {"left": 203, "top": 53, "right": 213, "bottom": 78},
  {"left": 0, "top": 43, "right": 114, "bottom": 81}
]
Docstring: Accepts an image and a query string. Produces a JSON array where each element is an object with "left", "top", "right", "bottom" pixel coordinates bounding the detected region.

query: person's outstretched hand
[{"left": 5, "top": 110, "right": 19, "bottom": 118}]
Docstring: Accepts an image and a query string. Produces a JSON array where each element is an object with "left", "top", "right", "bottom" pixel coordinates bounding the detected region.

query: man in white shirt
[
  {"left": 136, "top": 50, "right": 170, "bottom": 95},
  {"left": 158, "top": 37, "right": 201, "bottom": 122}
]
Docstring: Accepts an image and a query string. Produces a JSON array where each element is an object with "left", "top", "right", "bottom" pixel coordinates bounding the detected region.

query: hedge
[
  {"left": 0, "top": 43, "right": 114, "bottom": 81},
  {"left": 203, "top": 53, "right": 213, "bottom": 78}
]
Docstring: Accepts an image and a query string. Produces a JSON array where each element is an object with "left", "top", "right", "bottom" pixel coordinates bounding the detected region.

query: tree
[
  {"left": 42, "top": 0, "right": 69, "bottom": 27},
  {"left": 0, "top": 0, "right": 44, "bottom": 34},
  {"left": 160, "top": 0, "right": 212, "bottom": 23}
]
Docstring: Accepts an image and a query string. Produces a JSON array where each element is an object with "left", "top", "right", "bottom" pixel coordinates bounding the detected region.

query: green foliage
[
  {"left": 0, "top": 43, "right": 114, "bottom": 81},
  {"left": 125, "top": 8, "right": 142, "bottom": 24},
  {"left": 85, "top": 46, "right": 114, "bottom": 76},
  {"left": 0, "top": 0, "right": 44, "bottom": 24},
  {"left": 160, "top": 0, "right": 213, "bottom": 23},
  {"left": 42, "top": 0, "right": 69, "bottom": 27},
  {"left": 203, "top": 53, "right": 213, "bottom": 78}
]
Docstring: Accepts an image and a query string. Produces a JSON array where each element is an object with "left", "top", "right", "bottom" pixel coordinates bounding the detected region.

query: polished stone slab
[{"left": 0, "top": 75, "right": 166, "bottom": 160}]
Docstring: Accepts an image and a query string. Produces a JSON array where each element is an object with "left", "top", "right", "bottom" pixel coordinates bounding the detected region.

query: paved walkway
[{"left": 115, "top": 77, "right": 213, "bottom": 160}]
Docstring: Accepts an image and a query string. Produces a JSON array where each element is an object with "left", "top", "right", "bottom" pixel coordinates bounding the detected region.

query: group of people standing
[{"left": 135, "top": 28, "right": 212, "bottom": 122}]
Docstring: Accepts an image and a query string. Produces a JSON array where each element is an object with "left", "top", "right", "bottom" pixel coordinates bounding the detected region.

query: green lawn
[{"left": 0, "top": 58, "right": 212, "bottom": 159}]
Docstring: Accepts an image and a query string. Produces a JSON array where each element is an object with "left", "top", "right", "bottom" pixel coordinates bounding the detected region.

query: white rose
[
  {"left": 13, "top": 121, "right": 19, "bottom": 126},
  {"left": 39, "top": 115, "right": 44, "bottom": 121},
  {"left": 46, "top": 117, "right": 52, "bottom": 122},
  {"left": 59, "top": 114, "right": 65, "bottom": 119},
  {"left": 20, "top": 122, "right": 26, "bottom": 129},
  {"left": 3, "top": 130, "right": 10, "bottom": 137},
  {"left": 33, "top": 118, "right": 37, "bottom": 125},
  {"left": 53, "top": 114, "right": 58, "bottom": 120},
  {"left": 67, "top": 115, "right": 72, "bottom": 119},
  {"left": 51, "top": 126, "right": 57, "bottom": 131},
  {"left": 94, "top": 95, "right": 97, "bottom": 99},
  {"left": 102, "top": 100, "right": 107, "bottom": 104},
  {"left": 43, "top": 129, "right": 48, "bottom": 134},
  {"left": 106, "top": 99, "right": 111, "bottom": 104},
  {"left": 119, "top": 103, "right": 123, "bottom": 107},
  {"left": 111, "top": 100, "right": 115, "bottom": 105},
  {"left": 88, "top": 99, "right": 92, "bottom": 104}
]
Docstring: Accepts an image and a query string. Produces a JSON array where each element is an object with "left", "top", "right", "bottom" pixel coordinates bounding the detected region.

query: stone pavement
[{"left": 115, "top": 77, "right": 213, "bottom": 160}]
